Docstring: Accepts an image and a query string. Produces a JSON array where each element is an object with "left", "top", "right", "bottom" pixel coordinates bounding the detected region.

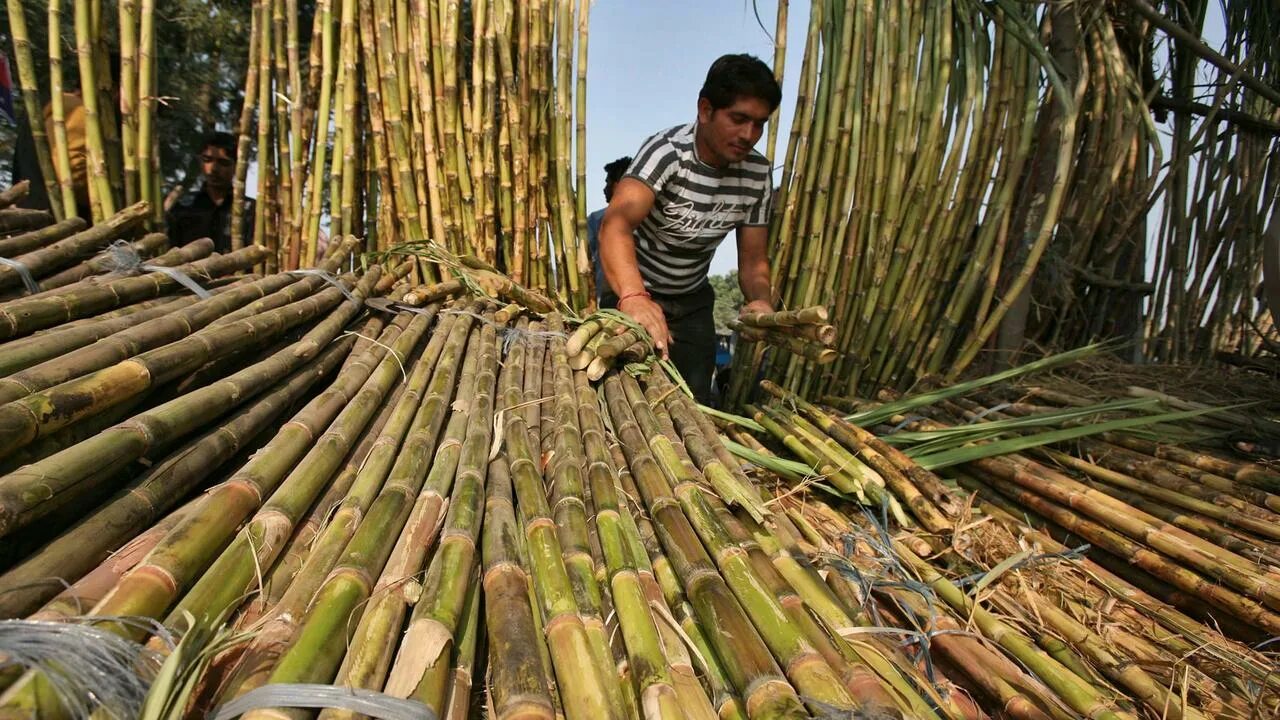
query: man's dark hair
[
  {"left": 201, "top": 131, "right": 238, "bottom": 160},
  {"left": 699, "top": 54, "right": 782, "bottom": 113},
  {"left": 604, "top": 156, "right": 631, "bottom": 185}
]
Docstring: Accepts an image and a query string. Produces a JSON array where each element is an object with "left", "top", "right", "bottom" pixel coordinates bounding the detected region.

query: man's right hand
[{"left": 619, "top": 294, "right": 672, "bottom": 359}]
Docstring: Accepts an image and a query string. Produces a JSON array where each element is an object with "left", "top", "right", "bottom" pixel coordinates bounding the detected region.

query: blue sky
[{"left": 583, "top": 0, "right": 807, "bottom": 276}]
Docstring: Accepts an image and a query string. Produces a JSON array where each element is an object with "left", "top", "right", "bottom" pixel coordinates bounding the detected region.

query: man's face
[
  {"left": 201, "top": 146, "right": 235, "bottom": 190},
  {"left": 696, "top": 95, "right": 772, "bottom": 166}
]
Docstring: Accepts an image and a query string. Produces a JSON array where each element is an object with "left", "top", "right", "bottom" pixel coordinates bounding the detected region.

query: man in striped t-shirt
[{"left": 600, "top": 54, "right": 781, "bottom": 402}]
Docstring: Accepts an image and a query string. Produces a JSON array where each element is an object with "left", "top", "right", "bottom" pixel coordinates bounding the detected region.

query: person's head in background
[
  {"left": 199, "top": 131, "right": 237, "bottom": 199},
  {"left": 603, "top": 156, "right": 632, "bottom": 204}
]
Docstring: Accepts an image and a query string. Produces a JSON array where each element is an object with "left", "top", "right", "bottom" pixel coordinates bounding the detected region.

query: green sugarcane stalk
[
  {"left": 12, "top": 231, "right": 170, "bottom": 296},
  {"left": 644, "top": 371, "right": 768, "bottom": 522},
  {"left": 1, "top": 231, "right": 172, "bottom": 301},
  {"left": 466, "top": 325, "right": 618, "bottom": 720},
  {"left": 73, "top": 0, "right": 115, "bottom": 220},
  {"left": 46, "top": 0, "right": 80, "bottom": 219},
  {"left": 27, "top": 495, "right": 200, "bottom": 623},
  {"left": 480, "top": 452, "right": 556, "bottom": 720},
  {"left": 377, "top": 322, "right": 499, "bottom": 710},
  {"left": 639, "top": 376, "right": 902, "bottom": 712},
  {"left": 0, "top": 217, "right": 89, "bottom": 257},
  {"left": 544, "top": 314, "right": 633, "bottom": 718},
  {"left": 253, "top": 308, "right": 478, "bottom": 707},
  {"left": 301, "top": 0, "right": 335, "bottom": 266},
  {"left": 238, "top": 376, "right": 406, "bottom": 630},
  {"left": 896, "top": 542, "right": 1137, "bottom": 720},
  {"left": 0, "top": 335, "right": 351, "bottom": 619},
  {"left": 117, "top": 0, "right": 139, "bottom": 204},
  {"left": 443, "top": 569, "right": 483, "bottom": 720},
  {"left": 230, "top": 0, "right": 262, "bottom": 250},
  {"left": 0, "top": 268, "right": 316, "bottom": 405},
  {"left": 572, "top": 370, "right": 687, "bottom": 720},
  {"left": 0, "top": 296, "right": 192, "bottom": 377},
  {"left": 759, "top": 380, "right": 955, "bottom": 532}
]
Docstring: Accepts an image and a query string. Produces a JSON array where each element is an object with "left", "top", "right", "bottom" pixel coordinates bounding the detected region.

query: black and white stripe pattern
[{"left": 625, "top": 123, "right": 771, "bottom": 295}]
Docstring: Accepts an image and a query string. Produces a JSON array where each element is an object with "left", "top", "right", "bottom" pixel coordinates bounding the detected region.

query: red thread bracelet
[{"left": 617, "top": 290, "right": 650, "bottom": 305}]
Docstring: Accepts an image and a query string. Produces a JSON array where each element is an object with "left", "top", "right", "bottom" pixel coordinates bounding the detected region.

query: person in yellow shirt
[{"left": 43, "top": 91, "right": 91, "bottom": 218}]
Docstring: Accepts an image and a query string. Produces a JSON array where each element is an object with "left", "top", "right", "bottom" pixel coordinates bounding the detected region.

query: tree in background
[{"left": 709, "top": 271, "right": 744, "bottom": 333}]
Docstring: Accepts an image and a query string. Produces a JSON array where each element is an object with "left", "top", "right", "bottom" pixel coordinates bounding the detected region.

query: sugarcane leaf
[
  {"left": 969, "top": 549, "right": 1035, "bottom": 598},
  {"left": 913, "top": 404, "right": 1241, "bottom": 470},
  {"left": 847, "top": 343, "right": 1109, "bottom": 427}
]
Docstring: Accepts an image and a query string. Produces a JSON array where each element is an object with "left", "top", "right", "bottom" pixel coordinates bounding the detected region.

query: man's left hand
[{"left": 737, "top": 300, "right": 773, "bottom": 342}]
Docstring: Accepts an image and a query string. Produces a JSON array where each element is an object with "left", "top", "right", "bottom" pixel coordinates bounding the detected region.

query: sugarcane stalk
[
  {"left": 216, "top": 305, "right": 452, "bottom": 700},
  {"left": 0, "top": 266, "right": 349, "bottom": 466},
  {"left": 0, "top": 182, "right": 29, "bottom": 209},
  {"left": 73, "top": 0, "right": 115, "bottom": 220},
  {"left": 544, "top": 314, "right": 634, "bottom": 717},
  {"left": 0, "top": 218, "right": 89, "bottom": 258},
  {"left": 0, "top": 201, "right": 147, "bottom": 295},
  {"left": 0, "top": 296, "right": 192, "bottom": 377},
  {"left": 738, "top": 306, "right": 830, "bottom": 328}
]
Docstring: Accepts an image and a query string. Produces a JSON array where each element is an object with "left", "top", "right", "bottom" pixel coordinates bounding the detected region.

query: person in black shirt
[{"left": 166, "top": 132, "right": 254, "bottom": 253}]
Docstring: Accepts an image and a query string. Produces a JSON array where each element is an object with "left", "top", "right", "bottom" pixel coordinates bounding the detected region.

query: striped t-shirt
[{"left": 625, "top": 123, "right": 772, "bottom": 295}]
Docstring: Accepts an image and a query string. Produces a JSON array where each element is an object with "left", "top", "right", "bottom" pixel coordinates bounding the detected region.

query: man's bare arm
[
  {"left": 600, "top": 178, "right": 673, "bottom": 356},
  {"left": 736, "top": 224, "right": 773, "bottom": 315}
]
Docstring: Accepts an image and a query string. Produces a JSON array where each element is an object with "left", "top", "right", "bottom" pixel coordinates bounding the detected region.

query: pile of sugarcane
[
  {"left": 0, "top": 253, "right": 986, "bottom": 719},
  {"left": 564, "top": 312, "right": 656, "bottom": 381},
  {"left": 721, "top": 357, "right": 1280, "bottom": 719},
  {"left": 732, "top": 305, "right": 837, "bottom": 365},
  {"left": 1, "top": 222, "right": 1278, "bottom": 719}
]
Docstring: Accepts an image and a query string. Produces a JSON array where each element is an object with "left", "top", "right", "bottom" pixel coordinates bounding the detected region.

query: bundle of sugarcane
[
  {"left": 724, "top": 1, "right": 1254, "bottom": 406},
  {"left": 221, "top": 0, "right": 594, "bottom": 306},
  {"left": 731, "top": 305, "right": 837, "bottom": 366},
  {"left": 859, "top": 388, "right": 1280, "bottom": 644},
  {"left": 565, "top": 312, "right": 655, "bottom": 380},
  {"left": 721, "top": 369, "right": 1280, "bottom": 718},
  {"left": 0, "top": 294, "right": 997, "bottom": 719},
  {"left": 0, "top": 203, "right": 153, "bottom": 297}
]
